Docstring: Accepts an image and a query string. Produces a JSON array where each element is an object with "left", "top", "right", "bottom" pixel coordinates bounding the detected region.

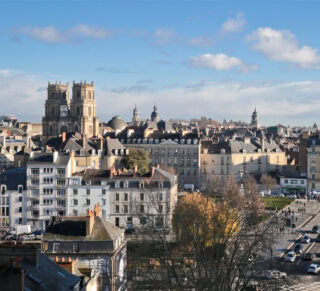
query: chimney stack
[
  {"left": 133, "top": 165, "right": 138, "bottom": 176},
  {"left": 62, "top": 132, "right": 66, "bottom": 143},
  {"left": 261, "top": 135, "right": 265, "bottom": 152},
  {"left": 99, "top": 136, "right": 103, "bottom": 151}
]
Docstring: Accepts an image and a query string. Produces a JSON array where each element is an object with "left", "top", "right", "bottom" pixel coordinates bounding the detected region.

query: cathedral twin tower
[{"left": 42, "top": 81, "right": 99, "bottom": 140}]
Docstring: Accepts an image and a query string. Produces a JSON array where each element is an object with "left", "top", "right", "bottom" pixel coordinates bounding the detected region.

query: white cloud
[
  {"left": 16, "top": 25, "right": 114, "bottom": 43},
  {"left": 189, "top": 53, "right": 258, "bottom": 72},
  {"left": 248, "top": 27, "right": 320, "bottom": 68},
  {"left": 0, "top": 69, "right": 45, "bottom": 121},
  {"left": 96, "top": 80, "right": 320, "bottom": 126},
  {"left": 153, "top": 29, "right": 176, "bottom": 45},
  {"left": 221, "top": 12, "right": 246, "bottom": 33},
  {"left": 2, "top": 68, "right": 320, "bottom": 126}
]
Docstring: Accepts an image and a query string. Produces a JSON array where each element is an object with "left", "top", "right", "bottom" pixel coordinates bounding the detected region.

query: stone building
[
  {"left": 42, "top": 81, "right": 99, "bottom": 141},
  {"left": 250, "top": 107, "right": 259, "bottom": 129},
  {"left": 201, "top": 135, "right": 287, "bottom": 182}
]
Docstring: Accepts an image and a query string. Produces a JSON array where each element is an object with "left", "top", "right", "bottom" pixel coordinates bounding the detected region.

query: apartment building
[
  {"left": 67, "top": 167, "right": 178, "bottom": 229},
  {"left": 0, "top": 167, "right": 26, "bottom": 229},
  {"left": 201, "top": 136, "right": 287, "bottom": 182},
  {"left": 121, "top": 135, "right": 200, "bottom": 187},
  {"left": 26, "top": 151, "right": 73, "bottom": 230}
]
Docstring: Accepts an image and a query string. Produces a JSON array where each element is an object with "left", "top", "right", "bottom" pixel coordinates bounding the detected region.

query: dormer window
[
  {"left": 242, "top": 149, "right": 246, "bottom": 154},
  {"left": 18, "top": 185, "right": 23, "bottom": 193},
  {"left": 220, "top": 149, "right": 226, "bottom": 154}
]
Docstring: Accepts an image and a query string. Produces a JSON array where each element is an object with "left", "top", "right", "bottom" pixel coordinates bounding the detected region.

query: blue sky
[{"left": 1, "top": 0, "right": 320, "bottom": 126}]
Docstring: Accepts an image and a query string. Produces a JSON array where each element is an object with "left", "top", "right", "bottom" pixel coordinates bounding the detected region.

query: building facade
[
  {"left": 67, "top": 167, "right": 178, "bottom": 229},
  {"left": 42, "top": 81, "right": 99, "bottom": 141},
  {"left": 201, "top": 136, "right": 287, "bottom": 182},
  {"left": 121, "top": 137, "right": 201, "bottom": 187}
]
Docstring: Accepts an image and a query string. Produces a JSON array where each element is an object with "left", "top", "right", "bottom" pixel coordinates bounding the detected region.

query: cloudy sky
[{"left": 1, "top": 0, "right": 320, "bottom": 126}]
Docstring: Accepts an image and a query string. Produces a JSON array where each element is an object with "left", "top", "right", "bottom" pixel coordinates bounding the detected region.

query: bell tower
[
  {"left": 42, "top": 82, "right": 70, "bottom": 140},
  {"left": 70, "top": 81, "right": 99, "bottom": 137}
]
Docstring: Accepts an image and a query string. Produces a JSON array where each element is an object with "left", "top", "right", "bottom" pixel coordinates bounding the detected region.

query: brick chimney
[
  {"left": 94, "top": 203, "right": 101, "bottom": 217},
  {"left": 151, "top": 166, "right": 155, "bottom": 177},
  {"left": 62, "top": 132, "right": 66, "bottom": 143}
]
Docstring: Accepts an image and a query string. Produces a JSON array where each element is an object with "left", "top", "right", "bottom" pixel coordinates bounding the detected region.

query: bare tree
[
  {"left": 127, "top": 177, "right": 291, "bottom": 291},
  {"left": 260, "top": 175, "right": 277, "bottom": 194}
]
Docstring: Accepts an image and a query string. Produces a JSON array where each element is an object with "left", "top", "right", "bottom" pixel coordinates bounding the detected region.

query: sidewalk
[{"left": 273, "top": 199, "right": 320, "bottom": 257}]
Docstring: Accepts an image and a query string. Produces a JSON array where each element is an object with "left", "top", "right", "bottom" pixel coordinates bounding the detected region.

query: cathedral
[{"left": 42, "top": 81, "right": 99, "bottom": 140}]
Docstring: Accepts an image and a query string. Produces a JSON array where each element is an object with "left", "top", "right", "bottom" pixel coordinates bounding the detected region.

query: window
[
  {"left": 18, "top": 186, "right": 23, "bottom": 193},
  {"left": 18, "top": 197, "right": 22, "bottom": 202},
  {"left": 73, "top": 209, "right": 78, "bottom": 216},
  {"left": 73, "top": 189, "right": 78, "bottom": 195},
  {"left": 140, "top": 193, "right": 144, "bottom": 201},
  {"left": 1, "top": 187, "right": 5, "bottom": 195},
  {"left": 116, "top": 193, "right": 119, "bottom": 201},
  {"left": 159, "top": 193, "right": 163, "bottom": 201},
  {"left": 124, "top": 205, "right": 128, "bottom": 213},
  {"left": 73, "top": 199, "right": 78, "bottom": 206},
  {"left": 86, "top": 189, "right": 90, "bottom": 195},
  {"left": 86, "top": 199, "right": 90, "bottom": 205},
  {"left": 53, "top": 243, "right": 60, "bottom": 253},
  {"left": 73, "top": 243, "right": 80, "bottom": 253},
  {"left": 221, "top": 157, "right": 224, "bottom": 165},
  {"left": 31, "top": 168, "right": 39, "bottom": 175},
  {"left": 102, "top": 189, "right": 106, "bottom": 195},
  {"left": 102, "top": 198, "right": 106, "bottom": 206},
  {"left": 57, "top": 179, "right": 65, "bottom": 185},
  {"left": 140, "top": 205, "right": 144, "bottom": 213},
  {"left": 18, "top": 207, "right": 22, "bottom": 213},
  {"left": 124, "top": 193, "right": 128, "bottom": 201},
  {"left": 116, "top": 205, "right": 120, "bottom": 213},
  {"left": 312, "top": 174, "right": 316, "bottom": 181},
  {"left": 284, "top": 179, "right": 288, "bottom": 184},
  {"left": 140, "top": 217, "right": 147, "bottom": 225},
  {"left": 115, "top": 217, "right": 120, "bottom": 227},
  {"left": 159, "top": 205, "right": 163, "bottom": 213},
  {"left": 58, "top": 168, "right": 65, "bottom": 175},
  {"left": 301, "top": 180, "right": 305, "bottom": 184}
]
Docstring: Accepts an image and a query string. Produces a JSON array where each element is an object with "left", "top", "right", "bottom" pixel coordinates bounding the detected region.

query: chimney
[
  {"left": 133, "top": 165, "right": 138, "bottom": 176},
  {"left": 53, "top": 151, "right": 58, "bottom": 163},
  {"left": 69, "top": 151, "right": 75, "bottom": 174},
  {"left": 94, "top": 203, "right": 101, "bottom": 217},
  {"left": 99, "top": 136, "right": 103, "bottom": 151},
  {"left": 261, "top": 135, "right": 265, "bottom": 152},
  {"left": 151, "top": 166, "right": 155, "bottom": 177},
  {"left": 87, "top": 209, "right": 95, "bottom": 236},
  {"left": 62, "top": 132, "right": 66, "bottom": 143}
]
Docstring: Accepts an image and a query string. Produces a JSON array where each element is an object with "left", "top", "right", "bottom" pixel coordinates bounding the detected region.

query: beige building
[
  {"left": 201, "top": 136, "right": 287, "bottom": 182},
  {"left": 42, "top": 81, "right": 99, "bottom": 141}
]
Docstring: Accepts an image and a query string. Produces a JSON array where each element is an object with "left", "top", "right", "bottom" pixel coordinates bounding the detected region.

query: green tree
[{"left": 123, "top": 148, "right": 149, "bottom": 175}]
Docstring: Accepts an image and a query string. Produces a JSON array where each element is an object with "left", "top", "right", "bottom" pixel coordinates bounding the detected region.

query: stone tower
[
  {"left": 132, "top": 105, "right": 139, "bottom": 125},
  {"left": 250, "top": 107, "right": 259, "bottom": 129},
  {"left": 70, "top": 81, "right": 99, "bottom": 137},
  {"left": 42, "top": 81, "right": 99, "bottom": 141},
  {"left": 42, "top": 82, "right": 70, "bottom": 138}
]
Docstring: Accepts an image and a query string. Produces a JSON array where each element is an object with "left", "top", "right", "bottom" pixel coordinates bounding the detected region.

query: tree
[
  {"left": 127, "top": 177, "right": 290, "bottom": 291},
  {"left": 123, "top": 148, "right": 149, "bottom": 175},
  {"left": 260, "top": 175, "right": 277, "bottom": 193}
]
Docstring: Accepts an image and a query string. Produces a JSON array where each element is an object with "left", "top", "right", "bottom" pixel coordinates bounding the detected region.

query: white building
[
  {"left": 67, "top": 167, "right": 178, "bottom": 229},
  {"left": 26, "top": 151, "right": 73, "bottom": 230},
  {"left": 0, "top": 167, "right": 27, "bottom": 230},
  {"left": 280, "top": 177, "right": 307, "bottom": 195}
]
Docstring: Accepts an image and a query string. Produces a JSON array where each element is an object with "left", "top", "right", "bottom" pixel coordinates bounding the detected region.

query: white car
[
  {"left": 285, "top": 251, "right": 296, "bottom": 263},
  {"left": 267, "top": 270, "right": 287, "bottom": 279},
  {"left": 307, "top": 264, "right": 320, "bottom": 274},
  {"left": 302, "top": 234, "right": 311, "bottom": 244}
]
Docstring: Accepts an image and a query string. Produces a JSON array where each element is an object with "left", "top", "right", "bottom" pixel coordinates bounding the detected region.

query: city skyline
[{"left": 1, "top": 0, "right": 320, "bottom": 125}]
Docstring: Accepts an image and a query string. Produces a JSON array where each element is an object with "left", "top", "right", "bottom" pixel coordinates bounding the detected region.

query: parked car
[
  {"left": 307, "top": 264, "right": 320, "bottom": 274},
  {"left": 294, "top": 243, "right": 304, "bottom": 254},
  {"left": 287, "top": 194, "right": 297, "bottom": 199},
  {"left": 255, "top": 270, "right": 286, "bottom": 280},
  {"left": 312, "top": 225, "right": 320, "bottom": 234},
  {"left": 303, "top": 253, "right": 316, "bottom": 261},
  {"left": 316, "top": 234, "right": 320, "bottom": 243},
  {"left": 302, "top": 234, "right": 311, "bottom": 244},
  {"left": 285, "top": 251, "right": 296, "bottom": 262}
]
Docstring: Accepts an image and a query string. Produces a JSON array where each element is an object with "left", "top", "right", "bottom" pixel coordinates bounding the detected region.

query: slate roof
[
  {"left": 21, "top": 253, "right": 81, "bottom": 291},
  {"left": 28, "top": 152, "right": 70, "bottom": 165},
  {"left": 44, "top": 216, "right": 123, "bottom": 244},
  {"left": 0, "top": 167, "right": 26, "bottom": 190}
]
